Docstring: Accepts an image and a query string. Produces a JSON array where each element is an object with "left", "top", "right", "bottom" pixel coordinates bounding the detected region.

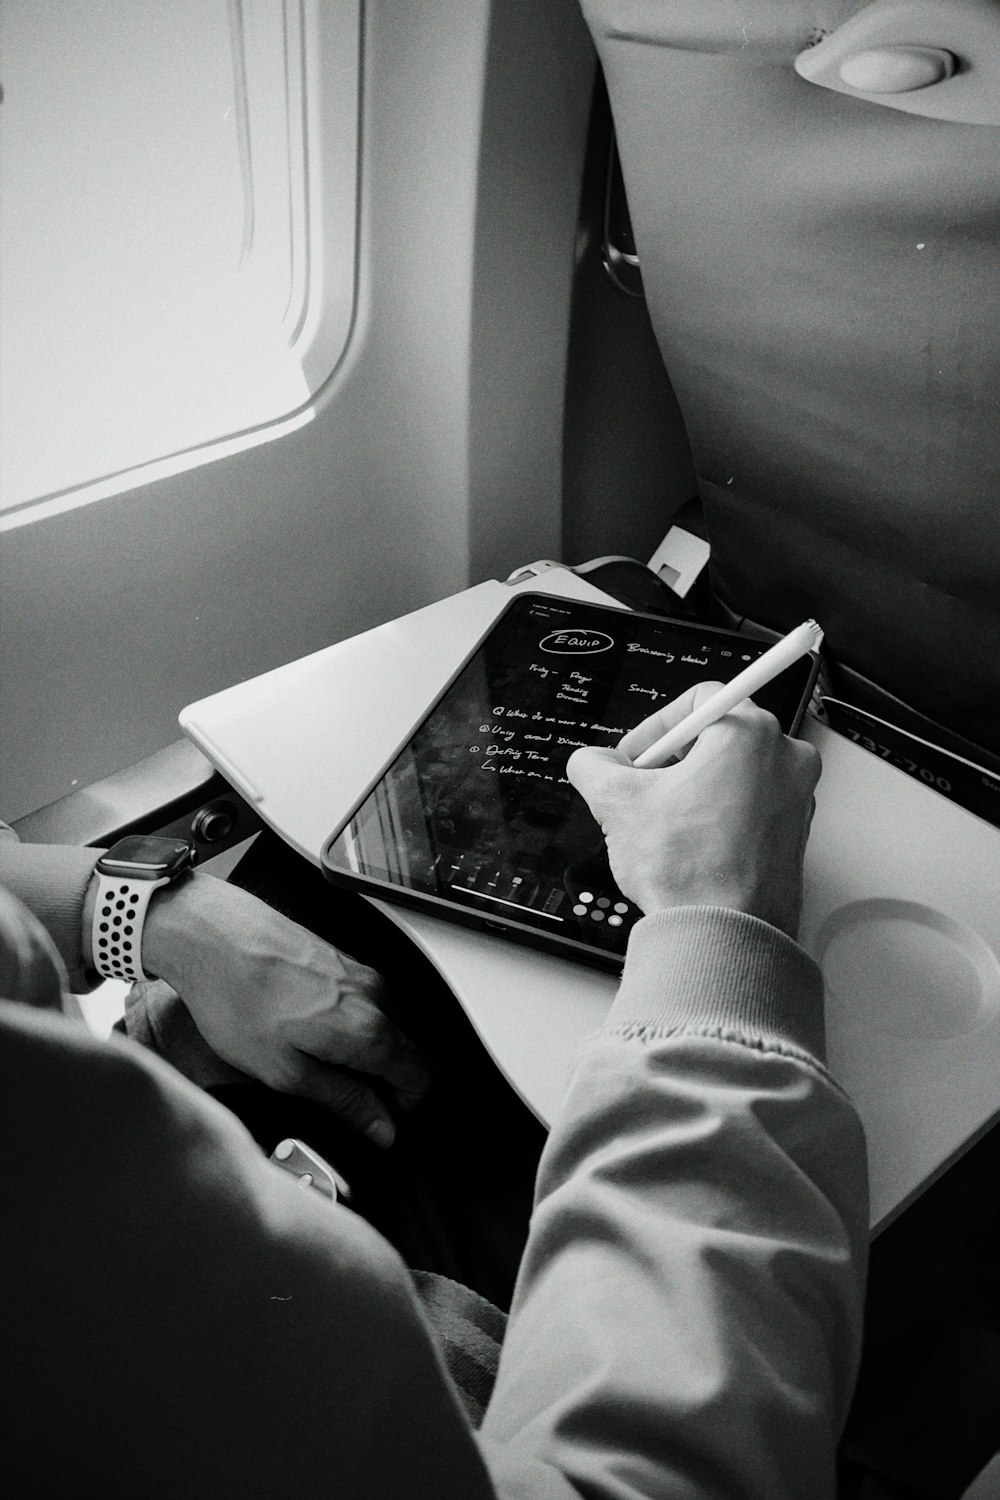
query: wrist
[
  {"left": 140, "top": 869, "right": 207, "bottom": 987},
  {"left": 88, "top": 837, "right": 197, "bottom": 983},
  {"left": 85, "top": 869, "right": 202, "bottom": 986}
]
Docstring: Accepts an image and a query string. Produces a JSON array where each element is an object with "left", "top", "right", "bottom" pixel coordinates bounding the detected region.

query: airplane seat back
[{"left": 580, "top": 0, "right": 1000, "bottom": 760}]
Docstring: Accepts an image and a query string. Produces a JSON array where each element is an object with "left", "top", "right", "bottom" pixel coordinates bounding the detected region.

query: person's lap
[{"left": 215, "top": 832, "right": 547, "bottom": 1313}]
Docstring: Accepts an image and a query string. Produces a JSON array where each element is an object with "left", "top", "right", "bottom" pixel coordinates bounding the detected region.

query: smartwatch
[{"left": 91, "top": 835, "right": 196, "bottom": 982}]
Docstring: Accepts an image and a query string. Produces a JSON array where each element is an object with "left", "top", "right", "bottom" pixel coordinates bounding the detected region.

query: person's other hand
[
  {"left": 566, "top": 683, "right": 821, "bottom": 938},
  {"left": 139, "top": 873, "right": 429, "bottom": 1146}
]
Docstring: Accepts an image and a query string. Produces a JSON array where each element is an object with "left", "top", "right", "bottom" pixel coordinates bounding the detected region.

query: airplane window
[{"left": 0, "top": 0, "right": 359, "bottom": 520}]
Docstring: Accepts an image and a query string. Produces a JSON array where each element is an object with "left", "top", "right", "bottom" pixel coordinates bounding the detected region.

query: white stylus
[{"left": 630, "top": 619, "right": 824, "bottom": 769}]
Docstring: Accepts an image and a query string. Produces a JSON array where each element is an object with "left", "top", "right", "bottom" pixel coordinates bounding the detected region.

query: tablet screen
[{"left": 322, "top": 594, "right": 818, "bottom": 970}]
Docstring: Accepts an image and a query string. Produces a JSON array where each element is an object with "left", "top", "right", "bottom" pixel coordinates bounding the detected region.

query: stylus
[{"left": 630, "top": 619, "right": 824, "bottom": 769}]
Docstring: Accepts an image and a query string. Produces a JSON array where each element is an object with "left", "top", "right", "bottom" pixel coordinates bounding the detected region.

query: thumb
[{"left": 566, "top": 744, "right": 633, "bottom": 818}]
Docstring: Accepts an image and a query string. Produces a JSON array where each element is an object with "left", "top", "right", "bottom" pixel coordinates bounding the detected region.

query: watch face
[{"left": 97, "top": 835, "right": 195, "bottom": 880}]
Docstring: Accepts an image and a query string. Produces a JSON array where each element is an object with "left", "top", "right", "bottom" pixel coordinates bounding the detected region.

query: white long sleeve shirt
[
  {"left": 0, "top": 838, "right": 868, "bottom": 1498},
  {"left": 481, "top": 908, "right": 868, "bottom": 1499}
]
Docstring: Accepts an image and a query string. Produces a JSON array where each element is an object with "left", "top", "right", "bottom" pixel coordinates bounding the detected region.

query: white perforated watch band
[{"left": 91, "top": 873, "right": 169, "bottom": 982}]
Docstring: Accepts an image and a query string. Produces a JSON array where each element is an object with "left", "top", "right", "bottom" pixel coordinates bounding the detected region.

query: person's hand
[
  {"left": 134, "top": 873, "right": 429, "bottom": 1147},
  {"left": 566, "top": 683, "right": 821, "bottom": 938}
]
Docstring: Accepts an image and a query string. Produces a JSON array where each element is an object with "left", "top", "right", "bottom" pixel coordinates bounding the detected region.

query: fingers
[
  {"left": 331, "top": 955, "right": 431, "bottom": 1098},
  {"left": 347, "top": 1011, "right": 432, "bottom": 1105},
  {"left": 565, "top": 743, "right": 634, "bottom": 822},
  {"left": 289, "top": 1055, "right": 398, "bottom": 1149},
  {"left": 680, "top": 695, "right": 778, "bottom": 769},
  {"left": 617, "top": 681, "right": 726, "bottom": 762},
  {"left": 307, "top": 985, "right": 431, "bottom": 1103},
  {"left": 568, "top": 682, "right": 733, "bottom": 817}
]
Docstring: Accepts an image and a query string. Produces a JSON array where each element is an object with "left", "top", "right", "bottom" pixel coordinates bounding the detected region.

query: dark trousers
[{"left": 212, "top": 833, "right": 547, "bottom": 1312}]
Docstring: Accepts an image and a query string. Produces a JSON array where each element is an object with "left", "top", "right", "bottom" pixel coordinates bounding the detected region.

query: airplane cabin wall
[{"left": 0, "top": 0, "right": 596, "bottom": 821}]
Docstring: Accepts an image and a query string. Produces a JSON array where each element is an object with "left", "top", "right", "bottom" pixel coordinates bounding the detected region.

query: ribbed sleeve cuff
[
  {"left": 608, "top": 906, "right": 827, "bottom": 1063},
  {"left": 0, "top": 841, "right": 101, "bottom": 993}
]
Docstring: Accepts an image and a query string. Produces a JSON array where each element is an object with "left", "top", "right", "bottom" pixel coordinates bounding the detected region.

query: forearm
[
  {"left": 2, "top": 827, "right": 422, "bottom": 1138},
  {"left": 0, "top": 834, "right": 102, "bottom": 992},
  {"left": 118, "top": 872, "right": 252, "bottom": 1087},
  {"left": 0, "top": 828, "right": 232, "bottom": 1078},
  {"left": 480, "top": 908, "right": 869, "bottom": 1500},
  {"left": 0, "top": 829, "right": 222, "bottom": 1000}
]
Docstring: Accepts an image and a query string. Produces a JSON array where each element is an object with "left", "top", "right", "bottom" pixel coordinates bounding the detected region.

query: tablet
[{"left": 321, "top": 594, "right": 819, "bottom": 971}]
